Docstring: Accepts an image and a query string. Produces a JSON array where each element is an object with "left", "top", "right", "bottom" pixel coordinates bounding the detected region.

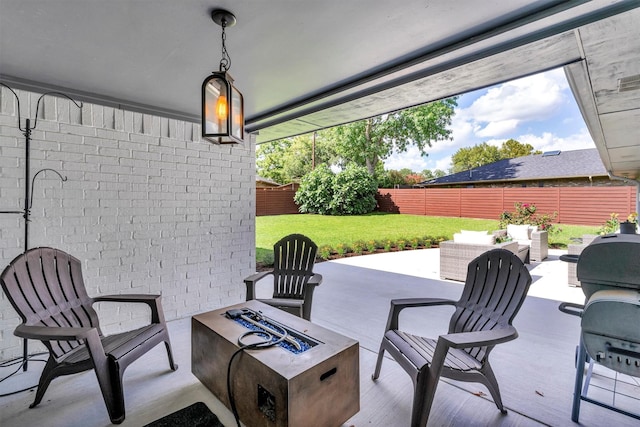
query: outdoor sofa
[
  {"left": 493, "top": 224, "right": 549, "bottom": 262},
  {"left": 439, "top": 231, "right": 519, "bottom": 281},
  {"left": 439, "top": 226, "right": 549, "bottom": 282}
]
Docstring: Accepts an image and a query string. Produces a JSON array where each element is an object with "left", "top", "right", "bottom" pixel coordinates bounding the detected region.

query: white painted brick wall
[{"left": 0, "top": 87, "right": 256, "bottom": 360}]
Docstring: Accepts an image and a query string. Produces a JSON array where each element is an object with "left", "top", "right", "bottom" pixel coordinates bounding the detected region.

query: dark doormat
[{"left": 144, "top": 402, "right": 224, "bottom": 427}]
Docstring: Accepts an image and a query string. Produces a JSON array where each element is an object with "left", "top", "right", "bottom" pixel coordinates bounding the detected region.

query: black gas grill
[{"left": 559, "top": 234, "right": 640, "bottom": 422}]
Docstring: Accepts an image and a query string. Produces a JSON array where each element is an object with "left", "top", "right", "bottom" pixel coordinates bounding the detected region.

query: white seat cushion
[
  {"left": 453, "top": 232, "right": 495, "bottom": 245},
  {"left": 507, "top": 224, "right": 531, "bottom": 241}
]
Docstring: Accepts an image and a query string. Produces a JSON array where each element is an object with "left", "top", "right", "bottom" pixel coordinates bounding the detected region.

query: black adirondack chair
[
  {"left": 245, "top": 233, "right": 322, "bottom": 320},
  {"left": 372, "top": 248, "right": 532, "bottom": 427},
  {"left": 0, "top": 247, "right": 178, "bottom": 424}
]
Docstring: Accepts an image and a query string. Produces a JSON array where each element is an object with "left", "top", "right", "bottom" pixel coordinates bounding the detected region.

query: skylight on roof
[{"left": 542, "top": 150, "right": 561, "bottom": 157}]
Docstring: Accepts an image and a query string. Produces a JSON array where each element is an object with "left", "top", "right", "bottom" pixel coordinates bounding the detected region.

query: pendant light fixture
[{"left": 202, "top": 9, "right": 244, "bottom": 144}]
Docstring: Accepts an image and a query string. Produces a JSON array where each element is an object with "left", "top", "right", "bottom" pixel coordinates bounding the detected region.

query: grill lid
[{"left": 577, "top": 234, "right": 640, "bottom": 299}]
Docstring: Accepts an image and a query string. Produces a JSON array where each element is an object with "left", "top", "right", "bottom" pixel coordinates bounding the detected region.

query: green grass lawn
[{"left": 256, "top": 213, "right": 600, "bottom": 263}]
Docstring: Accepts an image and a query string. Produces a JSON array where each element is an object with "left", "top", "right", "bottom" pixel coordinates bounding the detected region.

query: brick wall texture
[{"left": 0, "top": 87, "right": 256, "bottom": 360}]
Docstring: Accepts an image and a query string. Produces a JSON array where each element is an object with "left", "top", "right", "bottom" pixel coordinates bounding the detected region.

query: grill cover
[
  {"left": 577, "top": 234, "right": 640, "bottom": 299},
  {"left": 582, "top": 290, "right": 640, "bottom": 377}
]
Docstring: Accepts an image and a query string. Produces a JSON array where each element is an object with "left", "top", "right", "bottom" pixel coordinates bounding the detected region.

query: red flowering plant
[{"left": 499, "top": 202, "right": 559, "bottom": 234}]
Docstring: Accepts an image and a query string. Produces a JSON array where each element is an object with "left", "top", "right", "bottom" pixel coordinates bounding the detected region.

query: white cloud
[
  {"left": 476, "top": 119, "right": 520, "bottom": 138},
  {"left": 518, "top": 128, "right": 595, "bottom": 153},
  {"left": 435, "top": 155, "right": 452, "bottom": 171},
  {"left": 382, "top": 69, "right": 591, "bottom": 173},
  {"left": 429, "top": 114, "right": 477, "bottom": 157},
  {"left": 385, "top": 146, "right": 429, "bottom": 171},
  {"left": 461, "top": 69, "right": 568, "bottom": 139}
]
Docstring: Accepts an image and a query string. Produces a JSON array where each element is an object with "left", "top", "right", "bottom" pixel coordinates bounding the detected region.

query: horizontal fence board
[
  {"left": 425, "top": 189, "right": 461, "bottom": 217},
  {"left": 256, "top": 188, "right": 299, "bottom": 216},
  {"left": 257, "top": 185, "right": 637, "bottom": 226},
  {"left": 460, "top": 189, "right": 504, "bottom": 219},
  {"left": 376, "top": 189, "right": 427, "bottom": 214}
]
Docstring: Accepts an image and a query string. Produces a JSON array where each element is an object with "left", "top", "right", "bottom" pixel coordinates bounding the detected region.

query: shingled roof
[{"left": 421, "top": 148, "right": 607, "bottom": 186}]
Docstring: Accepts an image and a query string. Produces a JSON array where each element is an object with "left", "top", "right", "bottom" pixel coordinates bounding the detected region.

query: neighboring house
[
  {"left": 256, "top": 176, "right": 282, "bottom": 188},
  {"left": 418, "top": 149, "right": 622, "bottom": 188},
  {"left": 256, "top": 176, "right": 299, "bottom": 191}
]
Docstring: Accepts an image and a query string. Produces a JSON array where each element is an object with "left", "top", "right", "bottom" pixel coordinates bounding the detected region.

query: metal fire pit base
[{"left": 192, "top": 300, "right": 360, "bottom": 427}]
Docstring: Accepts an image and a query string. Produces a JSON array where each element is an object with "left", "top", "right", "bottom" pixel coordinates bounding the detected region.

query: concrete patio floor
[{"left": 1, "top": 248, "right": 638, "bottom": 426}]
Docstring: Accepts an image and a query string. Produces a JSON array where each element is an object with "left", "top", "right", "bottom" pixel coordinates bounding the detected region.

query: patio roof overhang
[{"left": 1, "top": 1, "right": 639, "bottom": 179}]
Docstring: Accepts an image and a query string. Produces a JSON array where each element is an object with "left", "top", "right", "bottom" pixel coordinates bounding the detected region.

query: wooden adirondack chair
[
  {"left": 372, "top": 248, "right": 532, "bottom": 427},
  {"left": 244, "top": 234, "right": 322, "bottom": 320},
  {"left": 0, "top": 247, "right": 178, "bottom": 424}
]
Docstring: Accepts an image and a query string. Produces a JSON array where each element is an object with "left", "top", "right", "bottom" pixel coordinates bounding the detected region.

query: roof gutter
[{"left": 608, "top": 172, "right": 640, "bottom": 214}]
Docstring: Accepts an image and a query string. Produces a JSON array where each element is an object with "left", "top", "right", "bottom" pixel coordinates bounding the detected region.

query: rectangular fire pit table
[{"left": 192, "top": 300, "right": 360, "bottom": 427}]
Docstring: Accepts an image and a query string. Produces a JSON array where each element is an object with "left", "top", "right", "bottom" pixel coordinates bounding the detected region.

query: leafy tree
[
  {"left": 499, "top": 139, "right": 540, "bottom": 159},
  {"left": 420, "top": 169, "right": 447, "bottom": 179},
  {"left": 403, "top": 173, "right": 424, "bottom": 186},
  {"left": 421, "top": 169, "right": 434, "bottom": 180},
  {"left": 256, "top": 133, "right": 339, "bottom": 184},
  {"left": 377, "top": 170, "right": 405, "bottom": 188},
  {"left": 294, "top": 164, "right": 378, "bottom": 215},
  {"left": 376, "top": 168, "right": 424, "bottom": 188},
  {"left": 327, "top": 98, "right": 458, "bottom": 175},
  {"left": 451, "top": 142, "right": 501, "bottom": 173},
  {"left": 398, "top": 168, "right": 414, "bottom": 177},
  {"left": 256, "top": 139, "right": 291, "bottom": 184},
  {"left": 450, "top": 139, "right": 543, "bottom": 173}
]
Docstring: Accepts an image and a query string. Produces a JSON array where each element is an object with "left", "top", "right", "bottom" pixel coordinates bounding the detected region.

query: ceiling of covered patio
[{"left": 1, "top": 1, "right": 639, "bottom": 179}]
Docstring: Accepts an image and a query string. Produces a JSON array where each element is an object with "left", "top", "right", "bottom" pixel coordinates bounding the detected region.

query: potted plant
[{"left": 620, "top": 212, "right": 638, "bottom": 234}]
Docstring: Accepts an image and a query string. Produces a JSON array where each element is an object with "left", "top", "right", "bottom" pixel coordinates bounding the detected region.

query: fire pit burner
[{"left": 225, "top": 308, "right": 320, "bottom": 354}]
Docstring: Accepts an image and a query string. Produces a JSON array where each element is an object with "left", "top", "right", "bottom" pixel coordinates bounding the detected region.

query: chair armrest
[
  {"left": 93, "top": 294, "right": 161, "bottom": 303},
  {"left": 391, "top": 297, "right": 456, "bottom": 309},
  {"left": 15, "top": 323, "right": 96, "bottom": 341},
  {"left": 385, "top": 298, "right": 456, "bottom": 331},
  {"left": 244, "top": 271, "right": 274, "bottom": 300},
  {"left": 308, "top": 273, "right": 322, "bottom": 287},
  {"left": 244, "top": 271, "right": 272, "bottom": 283},
  {"left": 438, "top": 326, "right": 518, "bottom": 349},
  {"left": 301, "top": 273, "right": 323, "bottom": 320},
  {"left": 16, "top": 323, "right": 110, "bottom": 379},
  {"left": 93, "top": 293, "right": 166, "bottom": 324}
]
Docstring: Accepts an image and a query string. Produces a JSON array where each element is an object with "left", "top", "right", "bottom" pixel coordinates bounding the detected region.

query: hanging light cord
[{"left": 219, "top": 19, "right": 231, "bottom": 72}]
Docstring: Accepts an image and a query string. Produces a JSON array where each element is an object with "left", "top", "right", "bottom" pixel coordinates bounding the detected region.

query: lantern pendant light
[{"left": 202, "top": 9, "right": 244, "bottom": 144}]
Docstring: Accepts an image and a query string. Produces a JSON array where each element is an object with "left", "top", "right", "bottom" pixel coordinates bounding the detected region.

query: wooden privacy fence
[
  {"left": 376, "top": 187, "right": 637, "bottom": 225},
  {"left": 256, "top": 187, "right": 299, "bottom": 216},
  {"left": 257, "top": 186, "right": 637, "bottom": 226}
]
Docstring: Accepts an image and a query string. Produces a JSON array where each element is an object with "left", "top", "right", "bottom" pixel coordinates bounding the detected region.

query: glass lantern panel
[
  {"left": 231, "top": 85, "right": 244, "bottom": 141},
  {"left": 204, "top": 77, "right": 229, "bottom": 135}
]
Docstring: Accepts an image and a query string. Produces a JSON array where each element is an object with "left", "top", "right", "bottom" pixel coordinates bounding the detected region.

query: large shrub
[
  {"left": 330, "top": 164, "right": 378, "bottom": 215},
  {"left": 295, "top": 164, "right": 378, "bottom": 215},
  {"left": 294, "top": 164, "right": 335, "bottom": 214}
]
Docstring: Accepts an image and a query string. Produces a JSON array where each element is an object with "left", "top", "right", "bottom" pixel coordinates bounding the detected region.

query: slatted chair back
[
  {"left": 272, "top": 234, "right": 318, "bottom": 299},
  {"left": 450, "top": 249, "right": 531, "bottom": 362},
  {"left": 1, "top": 247, "right": 100, "bottom": 359}
]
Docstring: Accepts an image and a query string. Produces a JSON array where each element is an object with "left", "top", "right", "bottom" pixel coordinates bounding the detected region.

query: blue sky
[{"left": 384, "top": 67, "right": 596, "bottom": 173}]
